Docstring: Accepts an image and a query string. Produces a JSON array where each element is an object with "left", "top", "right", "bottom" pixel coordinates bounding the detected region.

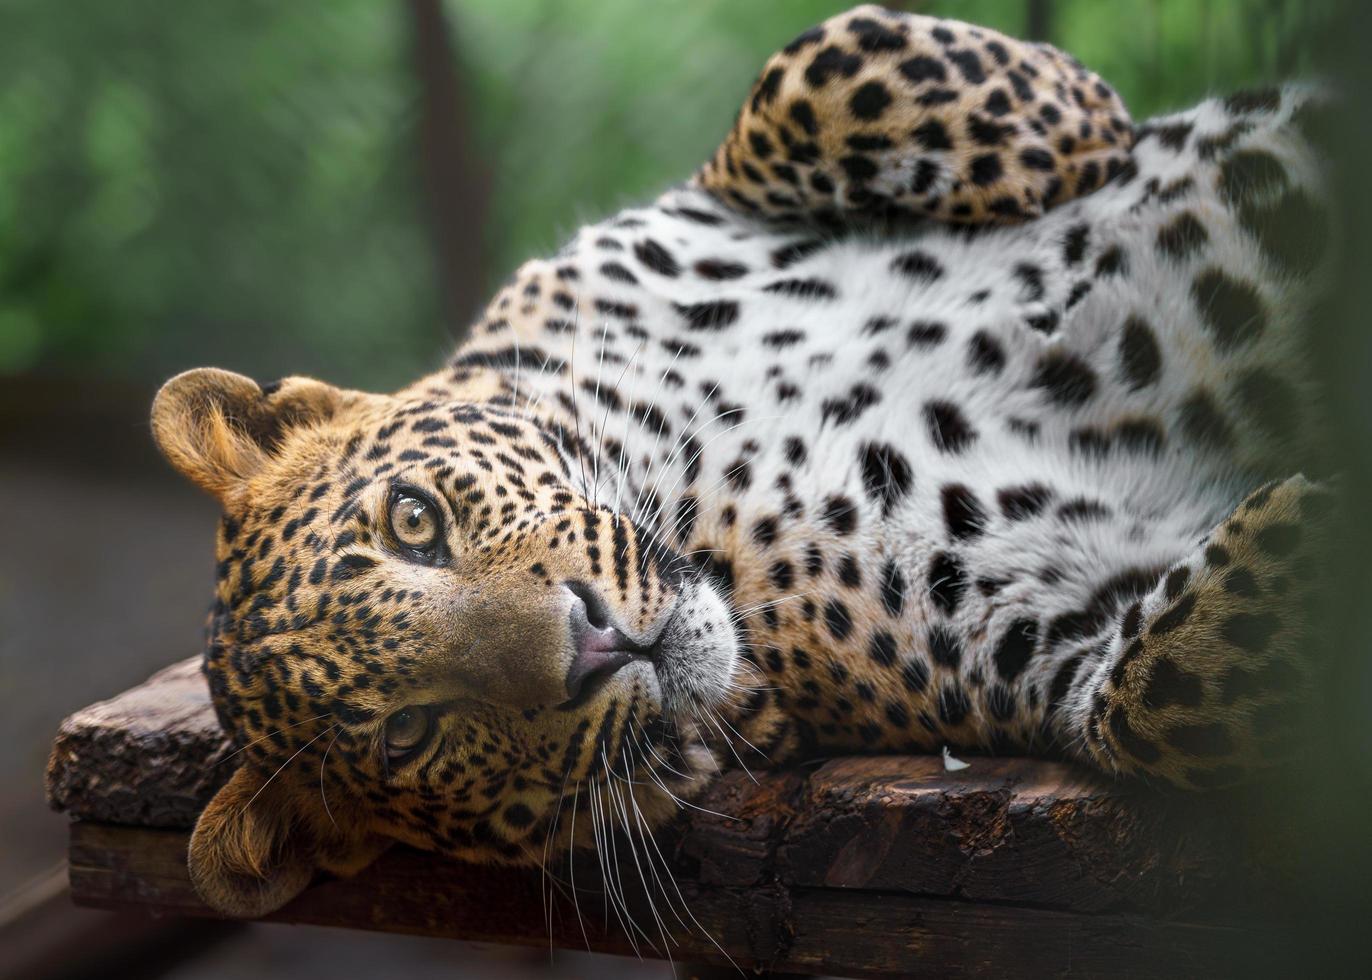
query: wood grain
[{"left": 47, "top": 658, "right": 1295, "bottom": 977}]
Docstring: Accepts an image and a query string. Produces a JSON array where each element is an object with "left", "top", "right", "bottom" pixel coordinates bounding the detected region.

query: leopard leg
[
  {"left": 1057, "top": 475, "right": 1332, "bottom": 789},
  {"left": 695, "top": 4, "right": 1133, "bottom": 224}
]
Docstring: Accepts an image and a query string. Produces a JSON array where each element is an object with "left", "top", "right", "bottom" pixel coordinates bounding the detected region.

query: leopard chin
[{"left": 651, "top": 578, "right": 743, "bottom": 722}]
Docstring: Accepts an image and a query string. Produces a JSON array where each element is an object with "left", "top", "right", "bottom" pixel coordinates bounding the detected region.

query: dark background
[{"left": 2, "top": 1, "right": 1367, "bottom": 977}]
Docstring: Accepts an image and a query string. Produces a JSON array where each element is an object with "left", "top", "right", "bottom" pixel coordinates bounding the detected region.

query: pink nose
[{"left": 563, "top": 582, "right": 652, "bottom": 703}]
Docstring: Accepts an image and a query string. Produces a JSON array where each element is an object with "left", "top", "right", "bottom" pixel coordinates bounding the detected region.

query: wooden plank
[
  {"left": 46, "top": 658, "right": 233, "bottom": 829},
  {"left": 47, "top": 658, "right": 1284, "bottom": 920},
  {"left": 67, "top": 822, "right": 1288, "bottom": 979}
]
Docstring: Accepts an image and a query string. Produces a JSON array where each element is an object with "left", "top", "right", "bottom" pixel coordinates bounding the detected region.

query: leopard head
[{"left": 151, "top": 366, "right": 741, "bottom": 916}]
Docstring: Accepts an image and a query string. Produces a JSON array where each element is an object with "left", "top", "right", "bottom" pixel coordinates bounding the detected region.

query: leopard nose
[{"left": 564, "top": 581, "right": 649, "bottom": 703}]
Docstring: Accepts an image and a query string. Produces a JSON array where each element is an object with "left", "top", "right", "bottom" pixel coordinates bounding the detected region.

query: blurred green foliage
[{"left": 0, "top": 0, "right": 1337, "bottom": 389}]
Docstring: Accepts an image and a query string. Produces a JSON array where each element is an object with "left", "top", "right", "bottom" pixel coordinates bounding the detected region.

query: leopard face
[{"left": 152, "top": 368, "right": 740, "bottom": 915}]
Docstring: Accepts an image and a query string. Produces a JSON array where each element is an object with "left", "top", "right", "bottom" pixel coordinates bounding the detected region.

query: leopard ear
[
  {"left": 188, "top": 763, "right": 317, "bottom": 917},
  {"left": 151, "top": 368, "right": 344, "bottom": 502}
]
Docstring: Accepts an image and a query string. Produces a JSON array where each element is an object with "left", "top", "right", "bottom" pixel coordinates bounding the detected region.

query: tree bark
[{"left": 405, "top": 0, "right": 489, "bottom": 343}]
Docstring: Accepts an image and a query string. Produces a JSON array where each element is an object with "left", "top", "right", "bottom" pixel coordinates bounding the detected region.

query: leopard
[{"left": 147, "top": 5, "right": 1337, "bottom": 920}]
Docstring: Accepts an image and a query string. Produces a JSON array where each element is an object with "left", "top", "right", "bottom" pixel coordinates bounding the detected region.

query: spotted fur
[
  {"left": 150, "top": 7, "right": 1335, "bottom": 917},
  {"left": 698, "top": 5, "right": 1134, "bottom": 222}
]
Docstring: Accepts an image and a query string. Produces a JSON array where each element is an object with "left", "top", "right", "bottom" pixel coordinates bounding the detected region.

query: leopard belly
[{"left": 462, "top": 82, "right": 1328, "bottom": 767}]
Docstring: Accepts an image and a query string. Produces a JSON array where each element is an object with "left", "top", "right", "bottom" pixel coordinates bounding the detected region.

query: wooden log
[
  {"left": 47, "top": 658, "right": 1297, "bottom": 977},
  {"left": 66, "top": 822, "right": 1284, "bottom": 980}
]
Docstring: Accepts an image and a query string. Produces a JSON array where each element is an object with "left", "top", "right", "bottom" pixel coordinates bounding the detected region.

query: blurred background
[{"left": 1, "top": 0, "right": 1365, "bottom": 977}]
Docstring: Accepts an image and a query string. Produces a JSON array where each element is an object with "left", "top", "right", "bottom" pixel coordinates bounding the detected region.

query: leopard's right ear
[{"left": 151, "top": 368, "right": 344, "bottom": 502}]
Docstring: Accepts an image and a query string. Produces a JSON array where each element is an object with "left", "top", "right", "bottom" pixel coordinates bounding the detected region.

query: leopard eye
[
  {"left": 389, "top": 493, "right": 440, "bottom": 554},
  {"left": 384, "top": 707, "right": 430, "bottom": 760}
]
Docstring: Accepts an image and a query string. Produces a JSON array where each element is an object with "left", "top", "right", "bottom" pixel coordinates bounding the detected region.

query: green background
[{"left": 0, "top": 0, "right": 1337, "bottom": 390}]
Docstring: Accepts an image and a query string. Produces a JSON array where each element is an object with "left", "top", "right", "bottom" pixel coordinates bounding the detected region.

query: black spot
[
  {"left": 928, "top": 552, "right": 967, "bottom": 615},
  {"left": 1141, "top": 653, "right": 1207, "bottom": 708},
  {"left": 1109, "top": 708, "right": 1161, "bottom": 763},
  {"left": 1151, "top": 120, "right": 1193, "bottom": 151},
  {"left": 967, "top": 331, "right": 1005, "bottom": 375},
  {"left": 1149, "top": 594, "right": 1197, "bottom": 636},
  {"left": 906, "top": 320, "right": 947, "bottom": 348},
  {"left": 752, "top": 67, "right": 783, "bottom": 110},
  {"left": 1118, "top": 316, "right": 1162, "bottom": 389},
  {"left": 993, "top": 618, "right": 1039, "bottom": 680},
  {"left": 764, "top": 277, "right": 837, "bottom": 300},
  {"left": 885, "top": 700, "right": 910, "bottom": 728},
  {"left": 504, "top": 803, "right": 535, "bottom": 828},
  {"left": 824, "top": 599, "right": 853, "bottom": 641},
  {"left": 822, "top": 495, "right": 858, "bottom": 535},
  {"left": 1219, "top": 149, "right": 1288, "bottom": 207},
  {"left": 969, "top": 153, "right": 1004, "bottom": 186},
  {"left": 695, "top": 259, "right": 749, "bottom": 280},
  {"left": 969, "top": 115, "right": 1014, "bottom": 146},
  {"left": 1192, "top": 268, "right": 1267, "bottom": 351},
  {"left": 674, "top": 300, "right": 740, "bottom": 331},
  {"left": 634, "top": 239, "right": 681, "bottom": 277},
  {"left": 840, "top": 155, "right": 878, "bottom": 181},
  {"left": 805, "top": 46, "right": 862, "bottom": 87},
  {"left": 868, "top": 630, "right": 898, "bottom": 667},
  {"left": 997, "top": 483, "right": 1052, "bottom": 521},
  {"left": 1223, "top": 567, "right": 1258, "bottom": 598},
  {"left": 1057, "top": 498, "right": 1110, "bottom": 522},
  {"left": 1179, "top": 390, "right": 1235, "bottom": 450},
  {"left": 912, "top": 119, "right": 953, "bottom": 151},
  {"left": 1255, "top": 522, "right": 1300, "bottom": 557},
  {"left": 901, "top": 658, "right": 929, "bottom": 694},
  {"left": 762, "top": 328, "right": 807, "bottom": 349},
  {"left": 1015, "top": 264, "right": 1045, "bottom": 302},
  {"left": 1240, "top": 190, "right": 1328, "bottom": 276},
  {"left": 788, "top": 100, "right": 818, "bottom": 136},
  {"left": 987, "top": 683, "right": 1017, "bottom": 722},
  {"left": 947, "top": 49, "right": 986, "bottom": 84},
  {"left": 1221, "top": 612, "right": 1280, "bottom": 653},
  {"left": 1120, "top": 602, "right": 1143, "bottom": 638},
  {"left": 924, "top": 400, "right": 978, "bottom": 453},
  {"left": 849, "top": 80, "right": 893, "bottom": 120},
  {"left": 1164, "top": 566, "right": 1191, "bottom": 600},
  {"left": 891, "top": 250, "right": 944, "bottom": 281},
  {"left": 848, "top": 16, "right": 907, "bottom": 52},
  {"left": 941, "top": 483, "right": 987, "bottom": 540},
  {"left": 899, "top": 55, "right": 947, "bottom": 85},
  {"left": 820, "top": 384, "right": 882, "bottom": 426},
  {"left": 928, "top": 625, "right": 963, "bottom": 668},
  {"left": 599, "top": 261, "right": 638, "bottom": 284},
  {"left": 846, "top": 134, "right": 893, "bottom": 152},
  {"left": 1031, "top": 351, "right": 1097, "bottom": 407},
  {"left": 880, "top": 560, "right": 906, "bottom": 617},
  {"left": 858, "top": 442, "right": 914, "bottom": 516},
  {"left": 1095, "top": 245, "right": 1128, "bottom": 277},
  {"left": 1019, "top": 147, "right": 1055, "bottom": 171},
  {"left": 938, "top": 683, "right": 971, "bottom": 725},
  {"left": 1156, "top": 211, "right": 1209, "bottom": 260}
]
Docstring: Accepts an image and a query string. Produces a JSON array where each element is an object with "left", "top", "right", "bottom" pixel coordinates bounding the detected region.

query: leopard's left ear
[{"left": 151, "top": 368, "right": 346, "bottom": 503}]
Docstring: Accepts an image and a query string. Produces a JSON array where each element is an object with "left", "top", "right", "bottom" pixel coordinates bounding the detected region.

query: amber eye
[
  {"left": 389, "top": 493, "right": 440, "bottom": 554},
  {"left": 384, "top": 707, "right": 430, "bottom": 761}
]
